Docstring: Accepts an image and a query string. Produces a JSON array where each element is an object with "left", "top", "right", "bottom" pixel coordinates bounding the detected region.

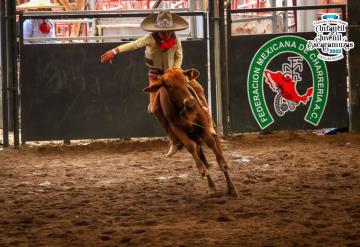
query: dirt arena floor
[{"left": 0, "top": 131, "right": 359, "bottom": 247}]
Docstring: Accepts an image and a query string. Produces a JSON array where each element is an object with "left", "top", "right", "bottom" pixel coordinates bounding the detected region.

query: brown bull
[{"left": 144, "top": 67, "right": 237, "bottom": 197}]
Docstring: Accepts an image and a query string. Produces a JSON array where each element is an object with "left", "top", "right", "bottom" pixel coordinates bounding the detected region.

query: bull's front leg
[
  {"left": 169, "top": 124, "right": 209, "bottom": 177},
  {"left": 197, "top": 146, "right": 217, "bottom": 196},
  {"left": 204, "top": 134, "right": 238, "bottom": 197},
  {"left": 170, "top": 124, "right": 216, "bottom": 196}
]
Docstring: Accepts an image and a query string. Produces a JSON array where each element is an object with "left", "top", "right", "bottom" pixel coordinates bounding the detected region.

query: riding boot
[
  {"left": 187, "top": 81, "right": 217, "bottom": 136},
  {"left": 210, "top": 123, "right": 217, "bottom": 136},
  {"left": 201, "top": 106, "right": 217, "bottom": 136},
  {"left": 150, "top": 93, "right": 182, "bottom": 157},
  {"left": 166, "top": 139, "right": 178, "bottom": 157}
]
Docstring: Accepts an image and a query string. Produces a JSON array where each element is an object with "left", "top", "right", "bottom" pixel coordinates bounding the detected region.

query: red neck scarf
[
  {"left": 39, "top": 20, "right": 51, "bottom": 34},
  {"left": 160, "top": 38, "right": 176, "bottom": 52}
]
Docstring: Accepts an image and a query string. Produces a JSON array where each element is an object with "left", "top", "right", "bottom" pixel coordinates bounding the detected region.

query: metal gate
[
  {"left": 2, "top": 4, "right": 355, "bottom": 145},
  {"left": 19, "top": 11, "right": 208, "bottom": 142},
  {"left": 226, "top": 5, "right": 349, "bottom": 133}
]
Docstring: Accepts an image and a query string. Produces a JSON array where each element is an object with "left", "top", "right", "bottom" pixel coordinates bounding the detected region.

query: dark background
[{"left": 20, "top": 40, "right": 208, "bottom": 141}]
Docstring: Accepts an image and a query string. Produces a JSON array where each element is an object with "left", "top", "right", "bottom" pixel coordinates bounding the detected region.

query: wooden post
[
  {"left": 70, "top": 0, "right": 86, "bottom": 37},
  {"left": 57, "top": 0, "right": 73, "bottom": 11},
  {"left": 348, "top": 0, "right": 360, "bottom": 131},
  {"left": 57, "top": 0, "right": 86, "bottom": 37}
]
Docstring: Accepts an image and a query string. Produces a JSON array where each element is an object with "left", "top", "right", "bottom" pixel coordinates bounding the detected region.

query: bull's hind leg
[
  {"left": 204, "top": 135, "right": 238, "bottom": 197},
  {"left": 198, "top": 145, "right": 217, "bottom": 196}
]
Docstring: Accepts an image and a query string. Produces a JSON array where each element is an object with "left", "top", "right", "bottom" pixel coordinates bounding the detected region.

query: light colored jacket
[
  {"left": 115, "top": 34, "right": 183, "bottom": 70},
  {"left": 23, "top": 19, "right": 55, "bottom": 44}
]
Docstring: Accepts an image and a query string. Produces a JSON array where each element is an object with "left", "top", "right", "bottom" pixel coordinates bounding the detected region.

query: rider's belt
[
  {"left": 148, "top": 68, "right": 164, "bottom": 75},
  {"left": 145, "top": 58, "right": 154, "bottom": 66},
  {"left": 148, "top": 68, "right": 164, "bottom": 80}
]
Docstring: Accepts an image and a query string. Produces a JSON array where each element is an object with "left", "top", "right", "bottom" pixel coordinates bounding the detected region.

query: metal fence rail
[
  {"left": 229, "top": 4, "right": 346, "bottom": 15},
  {"left": 19, "top": 10, "right": 207, "bottom": 43}
]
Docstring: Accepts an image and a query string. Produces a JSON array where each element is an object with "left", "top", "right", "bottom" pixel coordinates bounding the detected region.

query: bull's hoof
[
  {"left": 200, "top": 169, "right": 209, "bottom": 178},
  {"left": 224, "top": 163, "right": 231, "bottom": 170},
  {"left": 209, "top": 191, "right": 223, "bottom": 198},
  {"left": 227, "top": 187, "right": 238, "bottom": 197}
]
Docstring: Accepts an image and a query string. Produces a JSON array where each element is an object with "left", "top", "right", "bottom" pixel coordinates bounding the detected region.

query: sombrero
[
  {"left": 17, "top": 0, "right": 63, "bottom": 11},
  {"left": 140, "top": 10, "right": 189, "bottom": 32}
]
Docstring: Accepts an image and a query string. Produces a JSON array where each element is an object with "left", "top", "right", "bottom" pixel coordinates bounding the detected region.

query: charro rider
[{"left": 101, "top": 10, "right": 215, "bottom": 157}]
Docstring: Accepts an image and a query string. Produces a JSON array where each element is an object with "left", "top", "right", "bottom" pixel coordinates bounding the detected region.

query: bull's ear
[
  {"left": 183, "top": 69, "right": 200, "bottom": 80},
  {"left": 143, "top": 79, "right": 163, "bottom": 93}
]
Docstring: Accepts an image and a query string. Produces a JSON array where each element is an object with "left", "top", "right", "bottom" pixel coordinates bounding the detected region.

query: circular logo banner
[{"left": 247, "top": 35, "right": 329, "bottom": 129}]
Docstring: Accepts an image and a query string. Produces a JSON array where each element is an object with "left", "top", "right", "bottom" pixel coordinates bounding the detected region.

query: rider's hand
[{"left": 100, "top": 49, "right": 117, "bottom": 64}]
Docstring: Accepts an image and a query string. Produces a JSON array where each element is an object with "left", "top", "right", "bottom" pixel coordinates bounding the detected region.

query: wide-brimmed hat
[
  {"left": 140, "top": 10, "right": 189, "bottom": 32},
  {"left": 17, "top": 0, "right": 63, "bottom": 11}
]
